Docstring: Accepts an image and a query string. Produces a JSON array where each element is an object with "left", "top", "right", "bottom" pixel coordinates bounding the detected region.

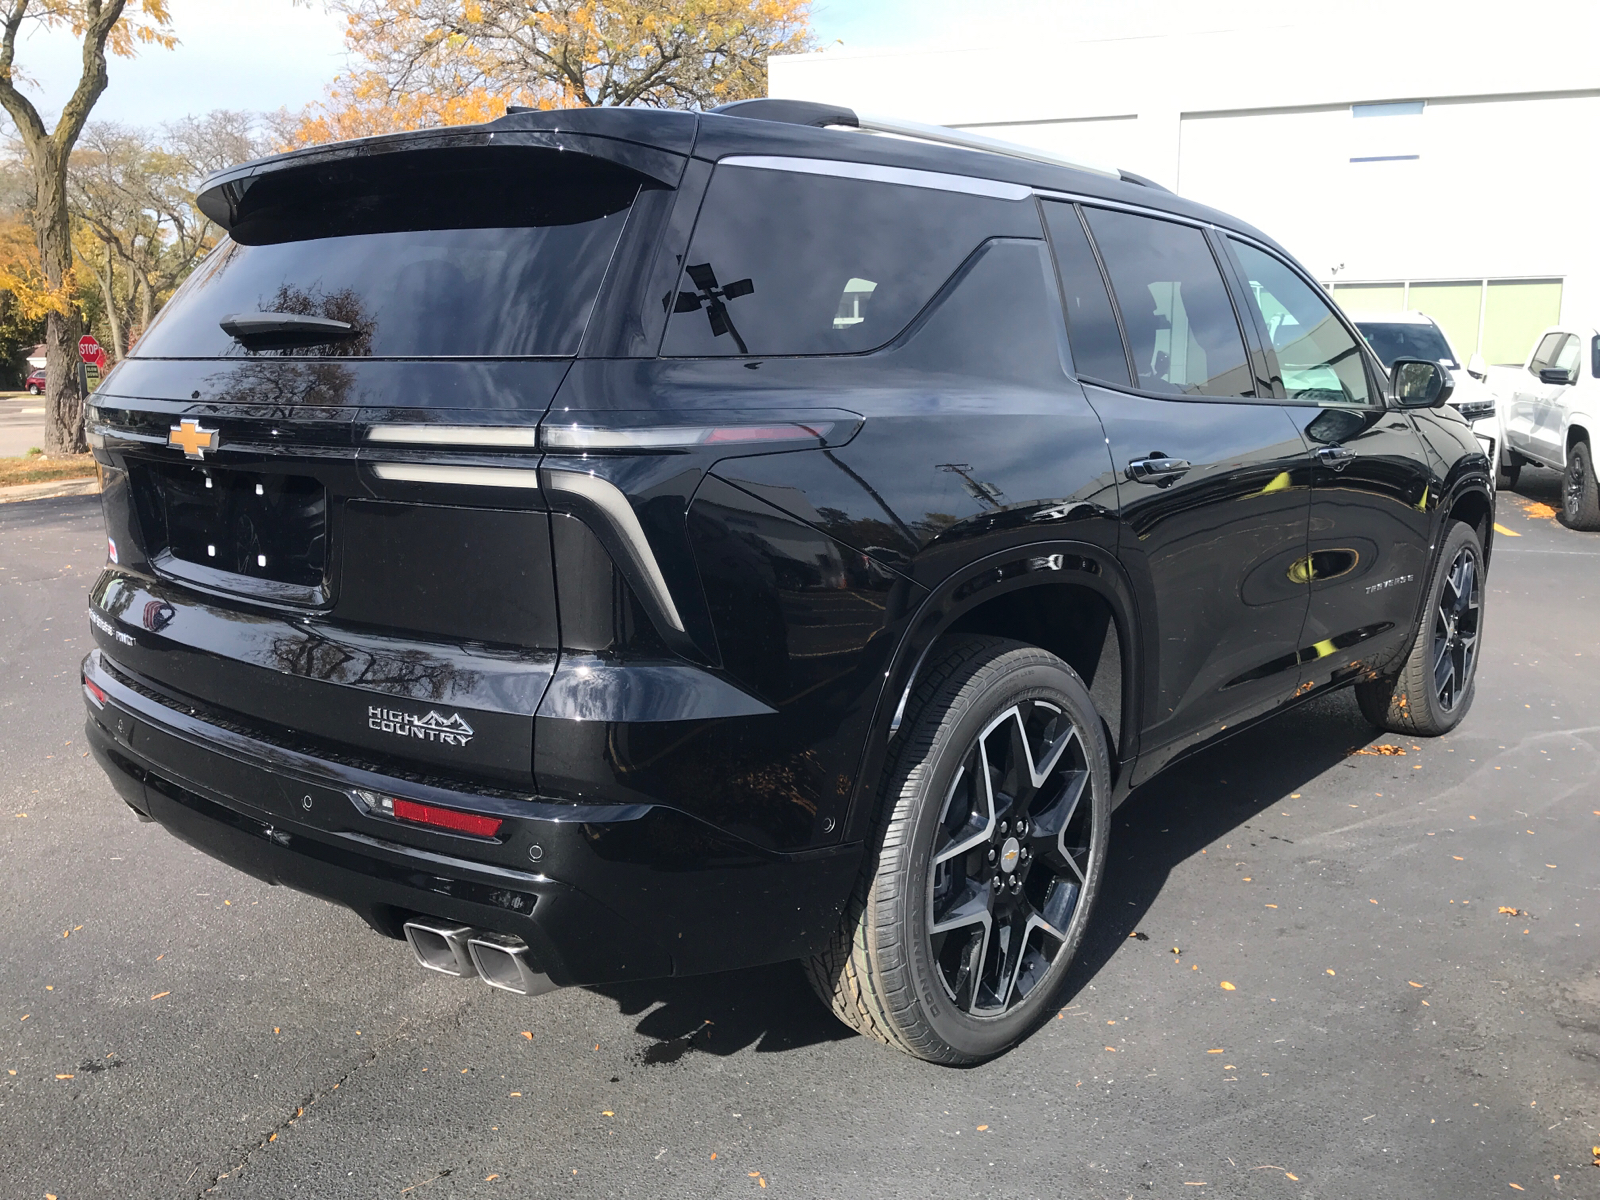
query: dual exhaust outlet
[{"left": 402, "top": 919, "right": 558, "bottom": 997}]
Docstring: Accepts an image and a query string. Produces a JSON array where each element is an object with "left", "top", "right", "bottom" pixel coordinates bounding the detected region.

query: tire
[
  {"left": 27, "top": 384, "right": 39, "bottom": 395},
  {"left": 1495, "top": 450, "right": 1520, "bottom": 492},
  {"left": 1562, "top": 439, "right": 1600, "bottom": 531},
  {"left": 1355, "top": 520, "right": 1484, "bottom": 736},
  {"left": 805, "top": 635, "right": 1112, "bottom": 1064}
]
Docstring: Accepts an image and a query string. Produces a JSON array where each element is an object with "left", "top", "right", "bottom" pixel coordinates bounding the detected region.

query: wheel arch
[{"left": 842, "top": 538, "right": 1143, "bottom": 844}]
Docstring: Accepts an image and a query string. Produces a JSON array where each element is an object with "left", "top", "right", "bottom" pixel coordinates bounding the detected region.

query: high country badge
[{"left": 368, "top": 706, "right": 475, "bottom": 747}]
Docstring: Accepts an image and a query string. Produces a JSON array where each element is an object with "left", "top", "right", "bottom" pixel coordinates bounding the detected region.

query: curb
[{"left": 0, "top": 476, "right": 101, "bottom": 504}]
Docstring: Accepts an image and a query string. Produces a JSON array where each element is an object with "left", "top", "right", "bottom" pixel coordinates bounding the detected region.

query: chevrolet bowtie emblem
[{"left": 168, "top": 419, "right": 218, "bottom": 459}]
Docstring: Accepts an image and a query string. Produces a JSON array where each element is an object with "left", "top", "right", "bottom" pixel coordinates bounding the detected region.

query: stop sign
[{"left": 78, "top": 335, "right": 105, "bottom": 368}]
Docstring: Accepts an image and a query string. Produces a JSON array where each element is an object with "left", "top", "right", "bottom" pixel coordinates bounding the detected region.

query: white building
[{"left": 770, "top": 0, "right": 1600, "bottom": 365}]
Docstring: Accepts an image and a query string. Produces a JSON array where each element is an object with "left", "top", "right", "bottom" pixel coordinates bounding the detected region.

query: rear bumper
[{"left": 82, "top": 650, "right": 860, "bottom": 988}]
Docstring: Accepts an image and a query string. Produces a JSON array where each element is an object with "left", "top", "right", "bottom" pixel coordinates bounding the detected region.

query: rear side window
[
  {"left": 1041, "top": 201, "right": 1130, "bottom": 386},
  {"left": 1083, "top": 208, "right": 1252, "bottom": 397},
  {"left": 135, "top": 148, "right": 641, "bottom": 359},
  {"left": 662, "top": 163, "right": 1040, "bottom": 357}
]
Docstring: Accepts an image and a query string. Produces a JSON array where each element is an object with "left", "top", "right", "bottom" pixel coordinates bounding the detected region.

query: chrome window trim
[{"left": 717, "top": 155, "right": 1033, "bottom": 202}]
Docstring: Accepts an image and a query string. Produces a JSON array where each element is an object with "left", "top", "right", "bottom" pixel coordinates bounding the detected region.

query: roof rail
[{"left": 711, "top": 98, "right": 1124, "bottom": 182}]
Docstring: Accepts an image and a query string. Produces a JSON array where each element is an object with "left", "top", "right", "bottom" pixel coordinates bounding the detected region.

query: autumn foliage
[{"left": 279, "top": 0, "right": 812, "bottom": 149}]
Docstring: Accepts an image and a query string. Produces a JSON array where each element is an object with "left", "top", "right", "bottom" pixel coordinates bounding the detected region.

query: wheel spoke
[
  {"left": 925, "top": 695, "right": 1098, "bottom": 1018},
  {"left": 1433, "top": 648, "right": 1455, "bottom": 703}
]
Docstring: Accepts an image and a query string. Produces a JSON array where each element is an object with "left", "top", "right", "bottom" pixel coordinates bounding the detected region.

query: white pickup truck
[{"left": 1487, "top": 325, "right": 1600, "bottom": 529}]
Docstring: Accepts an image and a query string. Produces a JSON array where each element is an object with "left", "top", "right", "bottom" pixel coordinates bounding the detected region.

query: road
[{"left": 1, "top": 473, "right": 1596, "bottom": 1200}]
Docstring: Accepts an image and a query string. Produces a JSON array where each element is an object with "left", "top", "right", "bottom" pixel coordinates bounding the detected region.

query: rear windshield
[
  {"left": 1354, "top": 320, "right": 1458, "bottom": 369},
  {"left": 135, "top": 148, "right": 639, "bottom": 359}
]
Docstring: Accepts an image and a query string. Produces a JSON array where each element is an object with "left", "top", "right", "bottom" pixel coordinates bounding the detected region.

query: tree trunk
[
  {"left": 37, "top": 149, "right": 85, "bottom": 457},
  {"left": 138, "top": 272, "right": 152, "bottom": 336},
  {"left": 93, "top": 241, "right": 123, "bottom": 363}
]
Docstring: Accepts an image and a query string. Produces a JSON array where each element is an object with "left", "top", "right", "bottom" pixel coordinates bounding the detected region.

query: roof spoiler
[{"left": 711, "top": 98, "right": 1134, "bottom": 183}]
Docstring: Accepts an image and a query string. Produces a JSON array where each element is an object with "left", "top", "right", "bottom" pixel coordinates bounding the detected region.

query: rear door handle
[
  {"left": 1125, "top": 457, "right": 1192, "bottom": 484},
  {"left": 1315, "top": 445, "right": 1358, "bottom": 469}
]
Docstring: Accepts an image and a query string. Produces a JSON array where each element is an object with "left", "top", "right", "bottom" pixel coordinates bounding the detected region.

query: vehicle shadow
[
  {"left": 590, "top": 688, "right": 1383, "bottom": 1060},
  {"left": 1057, "top": 687, "right": 1379, "bottom": 1004}
]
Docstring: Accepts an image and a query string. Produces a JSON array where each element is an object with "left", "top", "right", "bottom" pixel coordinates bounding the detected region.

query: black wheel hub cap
[
  {"left": 927, "top": 700, "right": 1094, "bottom": 1017},
  {"left": 1432, "top": 545, "right": 1481, "bottom": 713},
  {"left": 1567, "top": 450, "right": 1588, "bottom": 516}
]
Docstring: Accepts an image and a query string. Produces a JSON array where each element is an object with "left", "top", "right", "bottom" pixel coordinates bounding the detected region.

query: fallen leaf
[
  {"left": 1220, "top": 982, "right": 1236, "bottom": 991},
  {"left": 1499, "top": 907, "right": 1523, "bottom": 916},
  {"left": 1353, "top": 744, "right": 1405, "bottom": 756},
  {"left": 1546, "top": 865, "right": 1556, "bottom": 870},
  {"left": 485, "top": 1175, "right": 499, "bottom": 1182},
  {"left": 509, "top": 1092, "right": 521, "bottom": 1097},
  {"left": 1408, "top": 981, "right": 1423, "bottom": 988},
  {"left": 56, "top": 1073, "right": 73, "bottom": 1079},
  {"left": 1509, "top": 1185, "right": 1524, "bottom": 1191},
  {"left": 521, "top": 1032, "right": 532, "bottom": 1040},
  {"left": 1104, "top": 1046, "right": 1117, "bottom": 1051},
  {"left": 268, "top": 1133, "right": 277, "bottom": 1143},
  {"left": 1369, "top": 899, "right": 1378, "bottom": 904},
  {"left": 1421, "top": 1000, "right": 1430, "bottom": 1006},
  {"left": 1453, "top": 856, "right": 1464, "bottom": 861},
  {"left": 1129, "top": 931, "right": 1148, "bottom": 940},
  {"left": 759, "top": 1181, "right": 766, "bottom": 1189},
  {"left": 1325, "top": 969, "right": 1336, "bottom": 976},
  {"left": 977, "top": 1124, "right": 988, "bottom": 1130},
  {"left": 1207, "top": 1049, "right": 1225, "bottom": 1054},
  {"left": 274, "top": 1027, "right": 279, "bottom": 1034},
  {"left": 1265, "top": 903, "right": 1277, "bottom": 908},
  {"left": 1242, "top": 877, "right": 1252, "bottom": 882},
  {"left": 601, "top": 1110, "right": 614, "bottom": 1117},
  {"left": 149, "top": 991, "right": 169, "bottom": 1000},
  {"left": 710, "top": 1153, "right": 716, "bottom": 1160},
  {"left": 1286, "top": 1173, "right": 1298, "bottom": 1181}
]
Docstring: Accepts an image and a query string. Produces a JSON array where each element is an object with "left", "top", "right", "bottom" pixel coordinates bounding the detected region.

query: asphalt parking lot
[{"left": 2, "top": 474, "right": 1596, "bottom": 1200}]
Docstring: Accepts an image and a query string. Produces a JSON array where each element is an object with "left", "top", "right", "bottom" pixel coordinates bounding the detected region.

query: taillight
[
  {"left": 83, "top": 677, "right": 107, "bottom": 708},
  {"left": 354, "top": 790, "right": 502, "bottom": 837}
]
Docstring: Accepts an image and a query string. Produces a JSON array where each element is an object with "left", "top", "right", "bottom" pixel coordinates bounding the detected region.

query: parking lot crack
[{"left": 190, "top": 1021, "right": 410, "bottom": 1198}]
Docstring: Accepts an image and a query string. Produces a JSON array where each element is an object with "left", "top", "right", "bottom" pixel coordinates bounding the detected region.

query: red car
[{"left": 24, "top": 368, "right": 44, "bottom": 395}]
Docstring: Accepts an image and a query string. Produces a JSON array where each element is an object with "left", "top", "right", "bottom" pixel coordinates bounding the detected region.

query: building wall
[{"left": 770, "top": 0, "right": 1600, "bottom": 364}]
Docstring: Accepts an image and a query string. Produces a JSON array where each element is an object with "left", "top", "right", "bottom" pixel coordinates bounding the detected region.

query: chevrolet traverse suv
[{"left": 82, "top": 99, "right": 1492, "bottom": 1063}]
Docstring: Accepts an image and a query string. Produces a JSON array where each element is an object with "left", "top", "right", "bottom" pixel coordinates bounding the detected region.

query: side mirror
[
  {"left": 1467, "top": 352, "right": 1487, "bottom": 381},
  {"left": 1538, "top": 366, "right": 1575, "bottom": 386},
  {"left": 1391, "top": 357, "right": 1454, "bottom": 408}
]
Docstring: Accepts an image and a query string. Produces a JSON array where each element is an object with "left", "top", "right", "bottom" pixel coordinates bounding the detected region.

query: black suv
[{"left": 82, "top": 100, "right": 1491, "bottom": 1064}]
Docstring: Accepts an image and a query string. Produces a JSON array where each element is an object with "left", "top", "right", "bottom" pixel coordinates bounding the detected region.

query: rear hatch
[{"left": 89, "top": 142, "right": 656, "bottom": 790}]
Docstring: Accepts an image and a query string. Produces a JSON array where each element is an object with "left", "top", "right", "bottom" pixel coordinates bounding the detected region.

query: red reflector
[
  {"left": 390, "top": 798, "right": 502, "bottom": 837},
  {"left": 83, "top": 678, "right": 107, "bottom": 707}
]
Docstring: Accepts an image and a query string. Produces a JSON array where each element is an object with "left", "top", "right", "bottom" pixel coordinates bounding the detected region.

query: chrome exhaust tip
[
  {"left": 467, "top": 934, "right": 558, "bottom": 996},
  {"left": 403, "top": 920, "right": 477, "bottom": 978}
]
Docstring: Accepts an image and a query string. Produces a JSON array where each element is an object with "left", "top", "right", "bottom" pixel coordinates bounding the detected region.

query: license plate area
[{"left": 133, "top": 462, "right": 328, "bottom": 591}]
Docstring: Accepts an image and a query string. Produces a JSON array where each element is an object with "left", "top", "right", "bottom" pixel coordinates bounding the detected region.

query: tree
[
  {"left": 279, "top": 0, "right": 811, "bottom": 148},
  {"left": 0, "top": 1, "right": 175, "bottom": 455},
  {"left": 68, "top": 111, "right": 263, "bottom": 357}
]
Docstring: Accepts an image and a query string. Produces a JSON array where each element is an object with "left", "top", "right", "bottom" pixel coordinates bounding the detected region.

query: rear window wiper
[{"left": 220, "top": 311, "right": 358, "bottom": 349}]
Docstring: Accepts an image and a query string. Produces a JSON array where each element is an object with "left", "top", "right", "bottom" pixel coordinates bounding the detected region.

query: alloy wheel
[
  {"left": 927, "top": 699, "right": 1095, "bottom": 1017},
  {"left": 1432, "top": 545, "right": 1481, "bottom": 713}
]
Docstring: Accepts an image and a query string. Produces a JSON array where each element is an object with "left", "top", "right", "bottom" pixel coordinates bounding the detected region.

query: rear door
[
  {"left": 1046, "top": 202, "right": 1313, "bottom": 772},
  {"left": 1225, "top": 237, "right": 1433, "bottom": 686}
]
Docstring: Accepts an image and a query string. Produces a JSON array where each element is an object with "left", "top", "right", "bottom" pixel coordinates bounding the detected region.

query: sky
[{"left": 1, "top": 0, "right": 1087, "bottom": 133}]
